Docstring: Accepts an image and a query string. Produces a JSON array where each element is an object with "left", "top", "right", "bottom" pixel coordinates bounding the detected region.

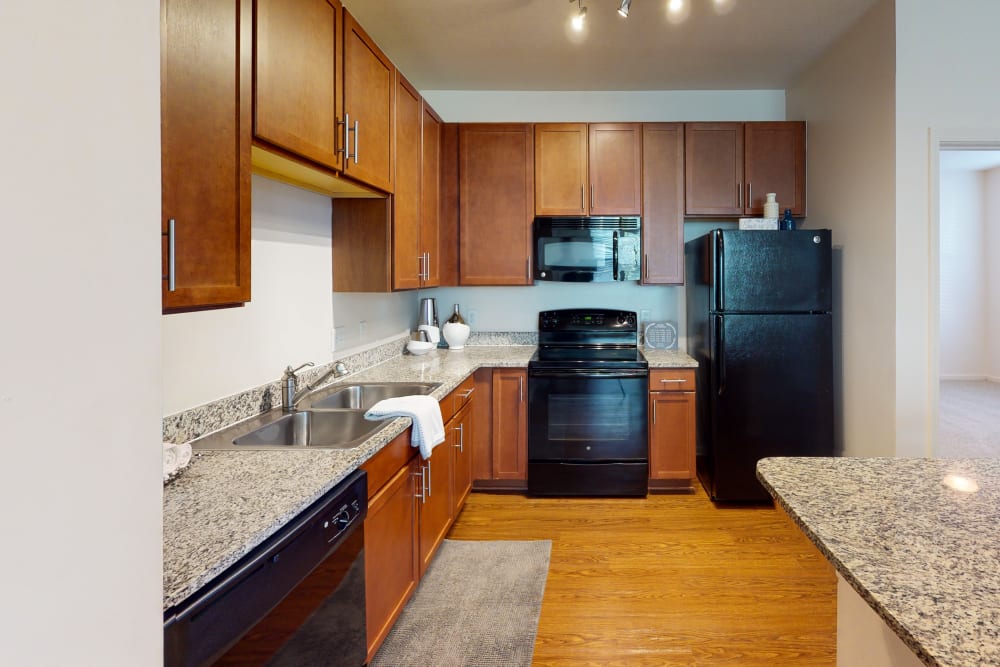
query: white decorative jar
[
  {"left": 442, "top": 322, "right": 470, "bottom": 350},
  {"left": 763, "top": 193, "right": 779, "bottom": 219}
]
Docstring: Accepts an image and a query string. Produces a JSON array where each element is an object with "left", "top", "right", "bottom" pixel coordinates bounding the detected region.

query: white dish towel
[
  {"left": 365, "top": 395, "right": 445, "bottom": 459},
  {"left": 163, "top": 442, "right": 193, "bottom": 482}
]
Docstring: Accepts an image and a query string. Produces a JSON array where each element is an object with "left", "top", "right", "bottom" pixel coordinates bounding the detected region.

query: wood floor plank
[{"left": 447, "top": 485, "right": 836, "bottom": 666}]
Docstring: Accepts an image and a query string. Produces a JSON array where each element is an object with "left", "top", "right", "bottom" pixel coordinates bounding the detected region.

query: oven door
[{"left": 527, "top": 368, "right": 648, "bottom": 462}]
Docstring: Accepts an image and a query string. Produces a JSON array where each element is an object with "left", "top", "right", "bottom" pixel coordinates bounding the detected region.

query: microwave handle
[{"left": 612, "top": 231, "right": 619, "bottom": 280}]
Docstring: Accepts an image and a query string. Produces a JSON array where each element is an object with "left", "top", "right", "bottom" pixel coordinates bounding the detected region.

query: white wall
[
  {"left": 895, "top": 0, "right": 1000, "bottom": 456},
  {"left": 163, "top": 177, "right": 337, "bottom": 414},
  {"left": 938, "top": 169, "right": 986, "bottom": 379},
  {"left": 0, "top": 1, "right": 163, "bottom": 664},
  {"left": 786, "top": 0, "right": 896, "bottom": 457},
  {"left": 988, "top": 168, "right": 1000, "bottom": 379}
]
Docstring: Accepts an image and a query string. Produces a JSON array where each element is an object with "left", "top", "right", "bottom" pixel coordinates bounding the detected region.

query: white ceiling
[{"left": 341, "top": 0, "right": 878, "bottom": 92}]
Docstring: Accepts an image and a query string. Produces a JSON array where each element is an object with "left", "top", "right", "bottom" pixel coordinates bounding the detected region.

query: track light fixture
[
  {"left": 570, "top": 0, "right": 587, "bottom": 31},
  {"left": 617, "top": 0, "right": 632, "bottom": 17}
]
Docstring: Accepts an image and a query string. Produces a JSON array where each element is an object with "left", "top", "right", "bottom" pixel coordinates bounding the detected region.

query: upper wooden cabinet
[
  {"left": 253, "top": 0, "right": 342, "bottom": 171},
  {"left": 459, "top": 124, "right": 534, "bottom": 285},
  {"left": 392, "top": 74, "right": 422, "bottom": 290},
  {"left": 160, "top": 0, "right": 251, "bottom": 312},
  {"left": 534, "top": 123, "right": 641, "bottom": 216},
  {"left": 342, "top": 11, "right": 395, "bottom": 193},
  {"left": 685, "top": 121, "right": 806, "bottom": 217},
  {"left": 641, "top": 123, "right": 685, "bottom": 285},
  {"left": 420, "top": 102, "right": 442, "bottom": 286}
]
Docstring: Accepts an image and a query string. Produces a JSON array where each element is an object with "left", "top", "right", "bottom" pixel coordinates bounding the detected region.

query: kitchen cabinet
[
  {"left": 450, "top": 401, "right": 474, "bottom": 514},
  {"left": 641, "top": 123, "right": 685, "bottom": 285},
  {"left": 392, "top": 73, "right": 422, "bottom": 290},
  {"left": 331, "top": 92, "right": 442, "bottom": 292},
  {"left": 458, "top": 124, "right": 534, "bottom": 285},
  {"left": 342, "top": 10, "right": 395, "bottom": 193},
  {"left": 534, "top": 123, "right": 641, "bottom": 216},
  {"left": 362, "top": 434, "right": 418, "bottom": 662},
  {"left": 421, "top": 102, "right": 442, "bottom": 286},
  {"left": 648, "top": 369, "right": 696, "bottom": 491},
  {"left": 684, "top": 121, "right": 806, "bottom": 217},
  {"left": 492, "top": 369, "right": 528, "bottom": 484},
  {"left": 253, "top": 0, "right": 342, "bottom": 171},
  {"left": 361, "top": 377, "right": 477, "bottom": 658},
  {"left": 160, "top": 0, "right": 251, "bottom": 311}
]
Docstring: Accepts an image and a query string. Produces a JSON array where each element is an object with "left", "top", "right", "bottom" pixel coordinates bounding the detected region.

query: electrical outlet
[
  {"left": 467, "top": 310, "right": 478, "bottom": 327},
  {"left": 333, "top": 326, "right": 346, "bottom": 350},
  {"left": 640, "top": 308, "right": 651, "bottom": 322},
  {"left": 359, "top": 320, "right": 368, "bottom": 339}
]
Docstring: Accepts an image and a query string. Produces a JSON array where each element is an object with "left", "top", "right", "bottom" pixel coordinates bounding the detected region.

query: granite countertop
[
  {"left": 163, "top": 344, "right": 697, "bottom": 611},
  {"left": 756, "top": 457, "right": 1000, "bottom": 667}
]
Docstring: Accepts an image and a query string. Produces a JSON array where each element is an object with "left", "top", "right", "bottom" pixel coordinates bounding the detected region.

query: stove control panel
[{"left": 538, "top": 309, "right": 637, "bottom": 332}]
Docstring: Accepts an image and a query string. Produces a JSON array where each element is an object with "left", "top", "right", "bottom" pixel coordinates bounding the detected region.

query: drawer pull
[{"left": 659, "top": 378, "right": 687, "bottom": 384}]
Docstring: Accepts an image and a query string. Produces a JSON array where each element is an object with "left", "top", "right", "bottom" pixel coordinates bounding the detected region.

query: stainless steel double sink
[{"left": 190, "top": 382, "right": 440, "bottom": 451}]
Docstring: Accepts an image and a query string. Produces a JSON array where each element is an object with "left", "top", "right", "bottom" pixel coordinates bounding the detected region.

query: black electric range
[{"left": 527, "top": 308, "right": 649, "bottom": 497}]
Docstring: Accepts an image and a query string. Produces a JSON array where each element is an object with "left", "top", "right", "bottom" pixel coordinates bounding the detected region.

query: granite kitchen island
[{"left": 757, "top": 457, "right": 1000, "bottom": 667}]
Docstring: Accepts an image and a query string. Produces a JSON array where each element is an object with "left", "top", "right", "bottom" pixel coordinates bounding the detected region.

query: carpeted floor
[
  {"left": 938, "top": 380, "right": 1000, "bottom": 458},
  {"left": 369, "top": 539, "right": 551, "bottom": 667}
]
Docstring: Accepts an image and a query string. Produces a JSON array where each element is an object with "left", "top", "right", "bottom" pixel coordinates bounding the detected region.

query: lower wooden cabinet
[
  {"left": 361, "top": 379, "right": 477, "bottom": 660},
  {"left": 471, "top": 368, "right": 528, "bottom": 490},
  {"left": 363, "top": 444, "right": 418, "bottom": 661},
  {"left": 648, "top": 369, "right": 697, "bottom": 491}
]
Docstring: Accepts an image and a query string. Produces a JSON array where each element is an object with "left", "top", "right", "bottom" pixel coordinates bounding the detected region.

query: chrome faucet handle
[
  {"left": 282, "top": 362, "right": 315, "bottom": 412},
  {"left": 285, "top": 362, "right": 314, "bottom": 378}
]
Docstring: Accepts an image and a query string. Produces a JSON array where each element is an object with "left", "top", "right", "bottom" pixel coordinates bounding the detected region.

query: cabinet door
[
  {"left": 392, "top": 73, "right": 422, "bottom": 290},
  {"left": 745, "top": 121, "right": 807, "bottom": 217},
  {"left": 534, "top": 123, "right": 588, "bottom": 215},
  {"left": 417, "top": 441, "right": 453, "bottom": 576},
  {"left": 648, "top": 391, "right": 696, "bottom": 481},
  {"left": 684, "top": 122, "right": 744, "bottom": 216},
  {"left": 254, "top": 0, "right": 342, "bottom": 170},
  {"left": 459, "top": 124, "right": 534, "bottom": 285},
  {"left": 364, "top": 460, "right": 418, "bottom": 661},
  {"left": 641, "top": 123, "right": 685, "bottom": 285},
  {"left": 343, "top": 11, "right": 394, "bottom": 193},
  {"left": 420, "top": 102, "right": 441, "bottom": 286},
  {"left": 161, "top": 0, "right": 251, "bottom": 311},
  {"left": 492, "top": 369, "right": 527, "bottom": 480},
  {"left": 450, "top": 402, "right": 474, "bottom": 515},
  {"left": 589, "top": 123, "right": 642, "bottom": 215}
]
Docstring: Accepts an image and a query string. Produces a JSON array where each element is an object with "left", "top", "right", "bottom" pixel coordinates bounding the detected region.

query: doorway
[{"left": 935, "top": 147, "right": 1000, "bottom": 458}]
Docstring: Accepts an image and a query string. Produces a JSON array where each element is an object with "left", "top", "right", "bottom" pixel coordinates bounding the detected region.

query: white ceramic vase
[{"left": 442, "top": 322, "right": 470, "bottom": 350}]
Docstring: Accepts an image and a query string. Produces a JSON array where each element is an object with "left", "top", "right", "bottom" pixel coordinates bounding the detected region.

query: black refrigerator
[{"left": 685, "top": 229, "right": 834, "bottom": 502}]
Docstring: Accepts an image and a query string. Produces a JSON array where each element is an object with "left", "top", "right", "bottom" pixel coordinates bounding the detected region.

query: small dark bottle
[{"left": 780, "top": 209, "right": 796, "bottom": 231}]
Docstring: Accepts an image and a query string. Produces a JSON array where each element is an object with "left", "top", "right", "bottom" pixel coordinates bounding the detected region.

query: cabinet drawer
[
  {"left": 361, "top": 430, "right": 416, "bottom": 499},
  {"left": 649, "top": 369, "right": 696, "bottom": 392},
  {"left": 440, "top": 374, "right": 475, "bottom": 423}
]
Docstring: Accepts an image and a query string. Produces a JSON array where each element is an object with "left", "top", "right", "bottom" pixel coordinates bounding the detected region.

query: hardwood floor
[{"left": 447, "top": 485, "right": 836, "bottom": 666}]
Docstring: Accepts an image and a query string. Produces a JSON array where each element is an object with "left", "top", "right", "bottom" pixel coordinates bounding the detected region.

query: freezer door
[
  {"left": 715, "top": 229, "right": 832, "bottom": 313},
  {"left": 706, "top": 312, "right": 833, "bottom": 502}
]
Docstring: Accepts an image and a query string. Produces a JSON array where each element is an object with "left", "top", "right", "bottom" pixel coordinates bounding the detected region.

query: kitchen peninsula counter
[{"left": 757, "top": 457, "right": 1000, "bottom": 667}]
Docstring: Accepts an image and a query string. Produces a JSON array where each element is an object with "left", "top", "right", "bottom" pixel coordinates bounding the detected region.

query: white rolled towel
[
  {"left": 174, "top": 443, "right": 192, "bottom": 469},
  {"left": 364, "top": 395, "right": 445, "bottom": 459},
  {"left": 163, "top": 443, "right": 179, "bottom": 480}
]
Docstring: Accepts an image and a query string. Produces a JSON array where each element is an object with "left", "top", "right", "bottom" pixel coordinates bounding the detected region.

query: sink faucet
[{"left": 282, "top": 361, "right": 349, "bottom": 412}]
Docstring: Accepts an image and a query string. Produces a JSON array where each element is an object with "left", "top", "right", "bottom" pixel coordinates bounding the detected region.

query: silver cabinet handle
[
  {"left": 426, "top": 459, "right": 432, "bottom": 498},
  {"left": 644, "top": 254, "right": 649, "bottom": 279},
  {"left": 526, "top": 255, "right": 531, "bottom": 282},
  {"left": 590, "top": 184, "right": 595, "bottom": 210},
  {"left": 660, "top": 378, "right": 687, "bottom": 384},
  {"left": 747, "top": 182, "right": 752, "bottom": 210},
  {"left": 424, "top": 252, "right": 431, "bottom": 280},
  {"left": 353, "top": 119, "right": 359, "bottom": 165},
  {"left": 166, "top": 218, "right": 176, "bottom": 292},
  {"left": 413, "top": 467, "right": 426, "bottom": 502},
  {"left": 518, "top": 375, "right": 523, "bottom": 402},
  {"left": 417, "top": 254, "right": 424, "bottom": 281},
  {"left": 579, "top": 185, "right": 584, "bottom": 210},
  {"left": 454, "top": 423, "right": 464, "bottom": 452},
  {"left": 652, "top": 401, "right": 656, "bottom": 425},
  {"left": 459, "top": 388, "right": 475, "bottom": 398},
  {"left": 738, "top": 182, "right": 743, "bottom": 208},
  {"left": 342, "top": 113, "right": 351, "bottom": 160}
]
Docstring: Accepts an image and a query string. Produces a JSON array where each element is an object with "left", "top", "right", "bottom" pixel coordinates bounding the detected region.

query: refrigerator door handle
[
  {"left": 716, "top": 232, "right": 725, "bottom": 312},
  {"left": 717, "top": 317, "right": 727, "bottom": 396}
]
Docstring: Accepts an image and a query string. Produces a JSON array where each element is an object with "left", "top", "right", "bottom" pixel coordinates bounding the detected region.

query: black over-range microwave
[{"left": 533, "top": 216, "right": 641, "bottom": 282}]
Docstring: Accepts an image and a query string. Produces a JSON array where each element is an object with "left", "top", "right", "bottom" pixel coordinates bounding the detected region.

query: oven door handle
[
  {"left": 612, "top": 231, "right": 619, "bottom": 280},
  {"left": 529, "top": 368, "right": 648, "bottom": 379}
]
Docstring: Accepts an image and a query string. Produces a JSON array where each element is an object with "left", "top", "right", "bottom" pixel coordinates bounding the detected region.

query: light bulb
[{"left": 572, "top": 6, "right": 587, "bottom": 30}]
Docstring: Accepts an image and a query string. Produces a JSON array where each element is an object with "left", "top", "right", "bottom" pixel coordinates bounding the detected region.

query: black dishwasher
[{"left": 164, "top": 470, "right": 367, "bottom": 667}]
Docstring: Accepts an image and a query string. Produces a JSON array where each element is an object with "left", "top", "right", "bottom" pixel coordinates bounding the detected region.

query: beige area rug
[
  {"left": 369, "top": 539, "right": 551, "bottom": 667},
  {"left": 938, "top": 380, "right": 1000, "bottom": 458}
]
